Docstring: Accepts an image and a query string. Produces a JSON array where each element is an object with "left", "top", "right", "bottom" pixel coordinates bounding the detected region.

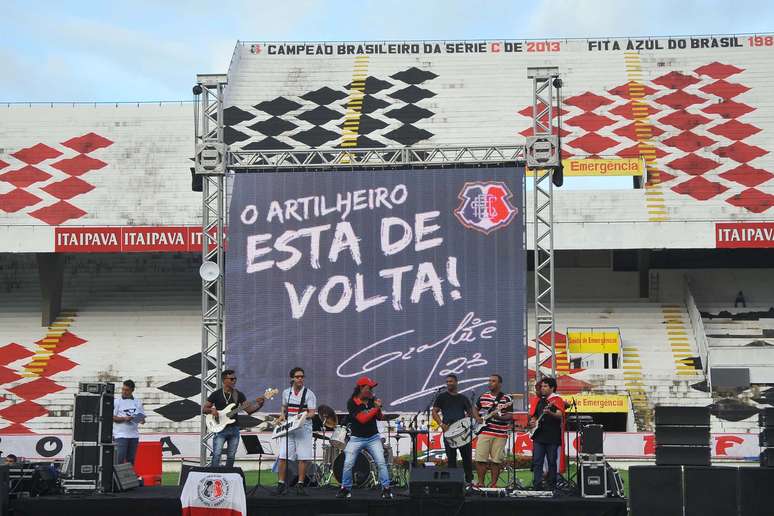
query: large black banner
[{"left": 226, "top": 167, "right": 525, "bottom": 411}]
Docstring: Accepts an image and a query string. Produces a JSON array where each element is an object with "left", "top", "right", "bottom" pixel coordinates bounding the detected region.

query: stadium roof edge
[{"left": 235, "top": 32, "right": 774, "bottom": 44}]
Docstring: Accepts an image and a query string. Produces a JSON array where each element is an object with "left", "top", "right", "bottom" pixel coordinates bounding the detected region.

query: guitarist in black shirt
[
  {"left": 528, "top": 376, "right": 564, "bottom": 490},
  {"left": 202, "top": 370, "right": 265, "bottom": 467}
]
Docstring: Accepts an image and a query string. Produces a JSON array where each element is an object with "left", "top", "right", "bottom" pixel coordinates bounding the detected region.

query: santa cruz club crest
[
  {"left": 454, "top": 181, "right": 518, "bottom": 234},
  {"left": 197, "top": 474, "right": 231, "bottom": 507}
]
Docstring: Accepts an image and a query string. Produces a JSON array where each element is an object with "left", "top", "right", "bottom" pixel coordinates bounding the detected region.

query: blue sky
[{"left": 2, "top": 0, "right": 772, "bottom": 103}]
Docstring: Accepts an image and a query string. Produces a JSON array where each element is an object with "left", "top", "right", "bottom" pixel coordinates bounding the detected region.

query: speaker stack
[
  {"left": 579, "top": 424, "right": 621, "bottom": 498},
  {"left": 760, "top": 408, "right": 774, "bottom": 467},
  {"left": 62, "top": 382, "right": 116, "bottom": 493},
  {"left": 655, "top": 405, "right": 711, "bottom": 466}
]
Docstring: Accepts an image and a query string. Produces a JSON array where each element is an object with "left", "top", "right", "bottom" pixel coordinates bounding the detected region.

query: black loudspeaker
[
  {"left": 73, "top": 395, "right": 101, "bottom": 442},
  {"left": 99, "top": 395, "right": 114, "bottom": 443},
  {"left": 79, "top": 382, "right": 115, "bottom": 395},
  {"left": 179, "top": 465, "right": 246, "bottom": 488},
  {"left": 656, "top": 445, "right": 711, "bottom": 466},
  {"left": 760, "top": 448, "right": 774, "bottom": 467},
  {"left": 739, "top": 467, "right": 774, "bottom": 516},
  {"left": 655, "top": 405, "right": 710, "bottom": 426},
  {"left": 0, "top": 465, "right": 9, "bottom": 516},
  {"left": 409, "top": 468, "right": 465, "bottom": 499},
  {"left": 758, "top": 428, "right": 774, "bottom": 447},
  {"left": 113, "top": 462, "right": 140, "bottom": 492},
  {"left": 759, "top": 407, "right": 774, "bottom": 427},
  {"left": 100, "top": 444, "right": 115, "bottom": 492},
  {"left": 683, "top": 466, "right": 737, "bottom": 516},
  {"left": 656, "top": 425, "right": 710, "bottom": 446},
  {"left": 580, "top": 424, "right": 604, "bottom": 454},
  {"left": 73, "top": 444, "right": 100, "bottom": 481},
  {"left": 580, "top": 462, "right": 606, "bottom": 498},
  {"left": 191, "top": 168, "right": 203, "bottom": 192},
  {"left": 629, "top": 466, "right": 683, "bottom": 516}
]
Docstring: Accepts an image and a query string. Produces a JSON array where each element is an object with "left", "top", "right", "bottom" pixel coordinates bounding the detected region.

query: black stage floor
[{"left": 11, "top": 485, "right": 627, "bottom": 516}]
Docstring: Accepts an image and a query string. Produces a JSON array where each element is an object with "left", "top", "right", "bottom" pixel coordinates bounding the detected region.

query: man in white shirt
[
  {"left": 275, "top": 367, "right": 316, "bottom": 496},
  {"left": 113, "top": 379, "right": 145, "bottom": 465}
]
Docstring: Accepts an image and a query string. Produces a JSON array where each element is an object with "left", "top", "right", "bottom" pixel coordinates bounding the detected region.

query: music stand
[{"left": 242, "top": 435, "right": 271, "bottom": 494}]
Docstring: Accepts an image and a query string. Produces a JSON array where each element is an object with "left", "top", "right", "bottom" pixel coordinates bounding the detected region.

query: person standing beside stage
[
  {"left": 337, "top": 376, "right": 392, "bottom": 499},
  {"left": 529, "top": 376, "right": 565, "bottom": 490},
  {"left": 473, "top": 374, "right": 513, "bottom": 487},
  {"left": 275, "top": 367, "right": 317, "bottom": 496},
  {"left": 433, "top": 373, "right": 478, "bottom": 484},
  {"left": 113, "top": 379, "right": 145, "bottom": 465},
  {"left": 202, "top": 370, "right": 265, "bottom": 468}
]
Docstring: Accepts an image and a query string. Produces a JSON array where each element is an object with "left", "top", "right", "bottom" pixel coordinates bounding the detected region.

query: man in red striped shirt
[{"left": 473, "top": 374, "right": 512, "bottom": 487}]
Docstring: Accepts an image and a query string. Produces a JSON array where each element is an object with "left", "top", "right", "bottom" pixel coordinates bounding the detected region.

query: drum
[
  {"left": 443, "top": 418, "right": 478, "bottom": 449},
  {"left": 322, "top": 443, "right": 341, "bottom": 465},
  {"left": 332, "top": 449, "right": 377, "bottom": 488},
  {"left": 330, "top": 426, "right": 348, "bottom": 450}
]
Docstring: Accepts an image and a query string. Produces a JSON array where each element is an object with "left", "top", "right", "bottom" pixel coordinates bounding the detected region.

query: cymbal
[
  {"left": 317, "top": 404, "right": 338, "bottom": 428},
  {"left": 312, "top": 432, "right": 330, "bottom": 441},
  {"left": 381, "top": 413, "right": 400, "bottom": 420}
]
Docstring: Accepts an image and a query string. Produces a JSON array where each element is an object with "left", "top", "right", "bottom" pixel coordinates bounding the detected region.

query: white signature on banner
[{"left": 336, "top": 311, "right": 496, "bottom": 406}]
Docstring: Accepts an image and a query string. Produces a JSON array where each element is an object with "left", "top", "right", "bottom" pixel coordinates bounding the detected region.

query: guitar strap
[{"left": 298, "top": 387, "right": 308, "bottom": 411}]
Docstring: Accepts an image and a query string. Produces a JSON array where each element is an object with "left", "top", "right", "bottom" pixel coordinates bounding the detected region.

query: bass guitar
[
  {"left": 206, "top": 387, "right": 278, "bottom": 434},
  {"left": 444, "top": 401, "right": 513, "bottom": 449}
]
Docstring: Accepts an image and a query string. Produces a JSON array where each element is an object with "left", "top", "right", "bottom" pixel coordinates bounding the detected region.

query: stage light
[
  {"left": 552, "top": 77, "right": 563, "bottom": 88},
  {"left": 192, "top": 84, "right": 203, "bottom": 95}
]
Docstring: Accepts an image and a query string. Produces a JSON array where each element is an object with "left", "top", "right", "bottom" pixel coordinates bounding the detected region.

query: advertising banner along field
[{"left": 226, "top": 167, "right": 526, "bottom": 411}]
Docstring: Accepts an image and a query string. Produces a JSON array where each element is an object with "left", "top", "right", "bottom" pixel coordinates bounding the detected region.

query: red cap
[{"left": 356, "top": 376, "right": 378, "bottom": 388}]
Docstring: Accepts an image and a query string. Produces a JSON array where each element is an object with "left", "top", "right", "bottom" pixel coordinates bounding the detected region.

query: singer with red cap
[{"left": 336, "top": 376, "right": 393, "bottom": 499}]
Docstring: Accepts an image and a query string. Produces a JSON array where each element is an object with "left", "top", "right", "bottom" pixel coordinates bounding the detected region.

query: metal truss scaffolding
[
  {"left": 528, "top": 67, "right": 561, "bottom": 380},
  {"left": 194, "top": 74, "right": 227, "bottom": 465},
  {"left": 193, "top": 68, "right": 558, "bottom": 458}
]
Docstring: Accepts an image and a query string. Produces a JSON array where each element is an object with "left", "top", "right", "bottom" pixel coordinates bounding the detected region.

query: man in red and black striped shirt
[{"left": 473, "top": 374, "right": 512, "bottom": 487}]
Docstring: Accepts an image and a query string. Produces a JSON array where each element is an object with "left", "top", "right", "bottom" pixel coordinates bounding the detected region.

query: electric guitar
[
  {"left": 444, "top": 400, "right": 513, "bottom": 449},
  {"left": 206, "top": 387, "right": 278, "bottom": 433},
  {"left": 528, "top": 398, "right": 561, "bottom": 439}
]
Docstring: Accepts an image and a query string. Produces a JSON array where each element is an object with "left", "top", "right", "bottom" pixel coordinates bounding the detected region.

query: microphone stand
[
  {"left": 284, "top": 383, "right": 291, "bottom": 487},
  {"left": 425, "top": 389, "right": 443, "bottom": 464}
]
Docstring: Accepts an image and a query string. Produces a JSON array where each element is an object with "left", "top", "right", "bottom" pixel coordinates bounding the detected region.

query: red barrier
[{"left": 135, "top": 440, "right": 163, "bottom": 486}]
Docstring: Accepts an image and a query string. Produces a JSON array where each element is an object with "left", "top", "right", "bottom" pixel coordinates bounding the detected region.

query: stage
[{"left": 10, "top": 485, "right": 627, "bottom": 516}]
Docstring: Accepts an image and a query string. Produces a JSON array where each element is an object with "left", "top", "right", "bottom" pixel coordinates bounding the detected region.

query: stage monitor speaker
[
  {"left": 409, "top": 468, "right": 465, "bottom": 499},
  {"left": 113, "top": 462, "right": 140, "bottom": 492},
  {"left": 759, "top": 407, "right": 774, "bottom": 428},
  {"left": 739, "top": 467, "right": 774, "bottom": 516},
  {"left": 684, "top": 466, "right": 737, "bottom": 516},
  {"left": 580, "top": 462, "right": 607, "bottom": 498},
  {"left": 580, "top": 424, "right": 604, "bottom": 455},
  {"left": 760, "top": 448, "right": 774, "bottom": 467},
  {"left": 29, "top": 465, "right": 59, "bottom": 497},
  {"left": 179, "top": 465, "right": 246, "bottom": 488},
  {"left": 629, "top": 465, "right": 683, "bottom": 516},
  {"left": 655, "top": 405, "right": 710, "bottom": 426},
  {"left": 0, "top": 465, "right": 8, "bottom": 516},
  {"left": 656, "top": 425, "right": 710, "bottom": 446},
  {"left": 656, "top": 445, "right": 711, "bottom": 466},
  {"left": 759, "top": 428, "right": 774, "bottom": 447}
]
